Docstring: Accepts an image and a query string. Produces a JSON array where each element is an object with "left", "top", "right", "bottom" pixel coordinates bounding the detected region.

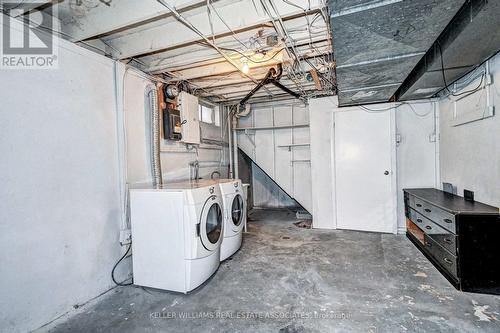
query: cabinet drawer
[
  {"left": 413, "top": 197, "right": 456, "bottom": 233},
  {"left": 407, "top": 218, "right": 424, "bottom": 244},
  {"left": 410, "top": 208, "right": 423, "bottom": 227},
  {"left": 410, "top": 209, "right": 456, "bottom": 254},
  {"left": 408, "top": 195, "right": 416, "bottom": 210},
  {"left": 424, "top": 235, "right": 458, "bottom": 278}
]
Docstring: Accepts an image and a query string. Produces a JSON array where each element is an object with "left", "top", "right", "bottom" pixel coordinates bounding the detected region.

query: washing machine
[
  {"left": 129, "top": 180, "right": 223, "bottom": 293},
  {"left": 218, "top": 179, "right": 246, "bottom": 261}
]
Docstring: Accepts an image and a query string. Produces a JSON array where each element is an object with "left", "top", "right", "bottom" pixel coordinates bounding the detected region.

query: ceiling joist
[
  {"left": 57, "top": 0, "right": 215, "bottom": 42},
  {"left": 102, "top": 1, "right": 322, "bottom": 60},
  {"left": 21, "top": 0, "right": 334, "bottom": 102}
]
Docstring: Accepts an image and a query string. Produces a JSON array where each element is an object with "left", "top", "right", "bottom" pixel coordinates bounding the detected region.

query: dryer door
[
  {"left": 200, "top": 195, "right": 223, "bottom": 251},
  {"left": 230, "top": 194, "right": 245, "bottom": 232}
]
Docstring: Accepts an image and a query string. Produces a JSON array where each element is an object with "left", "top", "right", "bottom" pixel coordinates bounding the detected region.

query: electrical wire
[
  {"left": 111, "top": 244, "right": 133, "bottom": 286},
  {"left": 360, "top": 102, "right": 434, "bottom": 118},
  {"left": 259, "top": 0, "right": 306, "bottom": 93},
  {"left": 206, "top": 0, "right": 216, "bottom": 44},
  {"left": 282, "top": 0, "right": 320, "bottom": 66},
  {"left": 359, "top": 105, "right": 396, "bottom": 112},
  {"left": 437, "top": 41, "right": 486, "bottom": 97},
  {"left": 401, "top": 102, "right": 434, "bottom": 118},
  {"left": 217, "top": 45, "right": 286, "bottom": 64},
  {"left": 164, "top": 70, "right": 229, "bottom": 101},
  {"left": 208, "top": 0, "right": 249, "bottom": 50},
  {"left": 156, "top": 0, "right": 274, "bottom": 98},
  {"left": 280, "top": 0, "right": 335, "bottom": 95},
  {"left": 3, "top": 1, "right": 27, "bottom": 11}
]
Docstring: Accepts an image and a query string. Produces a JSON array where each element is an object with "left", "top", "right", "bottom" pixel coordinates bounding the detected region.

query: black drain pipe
[{"left": 238, "top": 65, "right": 301, "bottom": 107}]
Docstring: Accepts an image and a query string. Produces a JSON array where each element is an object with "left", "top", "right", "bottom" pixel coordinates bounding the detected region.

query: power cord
[
  {"left": 437, "top": 41, "right": 485, "bottom": 97},
  {"left": 360, "top": 102, "right": 434, "bottom": 118},
  {"left": 111, "top": 244, "right": 133, "bottom": 286}
]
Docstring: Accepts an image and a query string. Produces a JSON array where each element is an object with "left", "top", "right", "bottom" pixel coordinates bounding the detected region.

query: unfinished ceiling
[
  {"left": 5, "top": 0, "right": 497, "bottom": 107},
  {"left": 18, "top": 0, "right": 335, "bottom": 104},
  {"left": 328, "top": 0, "right": 466, "bottom": 106}
]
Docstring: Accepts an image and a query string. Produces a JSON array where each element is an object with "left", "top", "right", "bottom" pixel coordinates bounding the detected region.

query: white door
[{"left": 335, "top": 109, "right": 396, "bottom": 233}]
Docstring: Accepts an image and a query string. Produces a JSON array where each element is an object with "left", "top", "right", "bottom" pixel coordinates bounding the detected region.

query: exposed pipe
[
  {"left": 259, "top": 0, "right": 306, "bottom": 93},
  {"left": 269, "top": 80, "right": 301, "bottom": 99},
  {"left": 237, "top": 65, "right": 301, "bottom": 108},
  {"left": 189, "top": 160, "right": 200, "bottom": 180},
  {"left": 232, "top": 114, "right": 239, "bottom": 179},
  {"left": 156, "top": 0, "right": 273, "bottom": 97},
  {"left": 145, "top": 84, "right": 163, "bottom": 187},
  {"left": 266, "top": 0, "right": 305, "bottom": 74},
  {"left": 239, "top": 68, "right": 277, "bottom": 106},
  {"left": 227, "top": 106, "right": 234, "bottom": 178},
  {"left": 236, "top": 104, "right": 252, "bottom": 118}
]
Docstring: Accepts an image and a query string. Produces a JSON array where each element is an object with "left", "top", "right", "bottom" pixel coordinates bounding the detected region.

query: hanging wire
[
  {"left": 208, "top": 0, "right": 250, "bottom": 50},
  {"left": 437, "top": 41, "right": 486, "bottom": 97}
]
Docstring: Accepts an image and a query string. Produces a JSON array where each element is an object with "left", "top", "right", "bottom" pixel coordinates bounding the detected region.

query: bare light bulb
[{"left": 242, "top": 62, "right": 249, "bottom": 74}]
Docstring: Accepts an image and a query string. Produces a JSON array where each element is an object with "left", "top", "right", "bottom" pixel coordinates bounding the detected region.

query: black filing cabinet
[{"left": 404, "top": 188, "right": 500, "bottom": 295}]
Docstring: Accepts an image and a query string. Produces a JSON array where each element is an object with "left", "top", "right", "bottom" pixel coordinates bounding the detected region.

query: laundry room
[{"left": 1, "top": 1, "right": 500, "bottom": 332}]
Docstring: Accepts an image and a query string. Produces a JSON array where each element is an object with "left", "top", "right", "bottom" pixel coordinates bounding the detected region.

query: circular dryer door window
[
  {"left": 206, "top": 203, "right": 222, "bottom": 243},
  {"left": 200, "top": 197, "right": 223, "bottom": 251},
  {"left": 231, "top": 194, "right": 244, "bottom": 227}
]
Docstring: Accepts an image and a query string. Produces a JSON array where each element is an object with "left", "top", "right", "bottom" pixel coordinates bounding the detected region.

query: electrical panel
[
  {"left": 158, "top": 84, "right": 182, "bottom": 141},
  {"left": 178, "top": 91, "right": 200, "bottom": 144},
  {"left": 163, "top": 107, "right": 182, "bottom": 141}
]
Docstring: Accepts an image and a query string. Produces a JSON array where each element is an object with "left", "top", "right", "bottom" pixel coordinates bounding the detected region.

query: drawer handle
[
  {"left": 425, "top": 226, "right": 432, "bottom": 230},
  {"left": 444, "top": 238, "right": 452, "bottom": 244},
  {"left": 424, "top": 208, "right": 432, "bottom": 213},
  {"left": 443, "top": 218, "right": 453, "bottom": 224},
  {"left": 416, "top": 203, "right": 422, "bottom": 207},
  {"left": 426, "top": 242, "right": 432, "bottom": 248},
  {"left": 416, "top": 219, "right": 423, "bottom": 223},
  {"left": 443, "top": 258, "right": 453, "bottom": 265}
]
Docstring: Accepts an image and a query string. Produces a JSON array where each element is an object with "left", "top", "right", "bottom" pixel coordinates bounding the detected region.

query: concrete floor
[{"left": 46, "top": 209, "right": 499, "bottom": 332}]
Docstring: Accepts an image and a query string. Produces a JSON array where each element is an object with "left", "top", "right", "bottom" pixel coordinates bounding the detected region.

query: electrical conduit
[{"left": 145, "top": 84, "right": 163, "bottom": 187}]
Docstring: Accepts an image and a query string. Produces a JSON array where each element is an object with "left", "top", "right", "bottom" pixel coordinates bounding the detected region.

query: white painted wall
[
  {"left": 237, "top": 101, "right": 312, "bottom": 212},
  {"left": 308, "top": 97, "right": 437, "bottom": 232},
  {"left": 0, "top": 18, "right": 229, "bottom": 333},
  {"left": 395, "top": 102, "right": 438, "bottom": 232},
  {"left": 309, "top": 97, "right": 336, "bottom": 229},
  {"left": 0, "top": 26, "right": 122, "bottom": 332},
  {"left": 439, "top": 52, "right": 500, "bottom": 207}
]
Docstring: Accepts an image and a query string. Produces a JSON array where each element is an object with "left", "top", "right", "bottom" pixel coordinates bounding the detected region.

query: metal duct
[
  {"left": 145, "top": 84, "right": 163, "bottom": 187},
  {"left": 328, "top": 0, "right": 466, "bottom": 106},
  {"left": 395, "top": 0, "right": 500, "bottom": 101}
]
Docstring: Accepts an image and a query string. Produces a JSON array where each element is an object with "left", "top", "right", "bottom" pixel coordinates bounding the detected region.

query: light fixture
[
  {"left": 242, "top": 62, "right": 249, "bottom": 74},
  {"left": 241, "top": 58, "right": 249, "bottom": 74}
]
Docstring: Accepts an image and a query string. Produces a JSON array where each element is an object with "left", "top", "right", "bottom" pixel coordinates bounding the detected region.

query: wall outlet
[
  {"left": 429, "top": 133, "right": 436, "bottom": 143},
  {"left": 395, "top": 133, "right": 402, "bottom": 145},
  {"left": 120, "top": 229, "right": 132, "bottom": 246}
]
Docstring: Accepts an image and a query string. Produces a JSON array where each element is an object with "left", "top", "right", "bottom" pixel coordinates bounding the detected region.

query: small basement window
[{"left": 199, "top": 103, "right": 220, "bottom": 126}]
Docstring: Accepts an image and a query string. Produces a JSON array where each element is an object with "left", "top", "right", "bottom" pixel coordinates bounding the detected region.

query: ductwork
[
  {"left": 145, "top": 84, "right": 163, "bottom": 187},
  {"left": 395, "top": 0, "right": 500, "bottom": 101},
  {"left": 328, "top": 0, "right": 466, "bottom": 106}
]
